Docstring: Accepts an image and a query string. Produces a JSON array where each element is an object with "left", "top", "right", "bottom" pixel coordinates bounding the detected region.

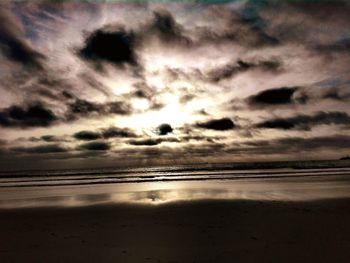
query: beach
[
  {"left": 1, "top": 164, "right": 350, "bottom": 262},
  {"left": 1, "top": 0, "right": 350, "bottom": 261},
  {"left": 1, "top": 199, "right": 350, "bottom": 263}
]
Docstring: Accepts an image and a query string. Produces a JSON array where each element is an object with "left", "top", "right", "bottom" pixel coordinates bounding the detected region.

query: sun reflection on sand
[{"left": 2, "top": 175, "right": 350, "bottom": 209}]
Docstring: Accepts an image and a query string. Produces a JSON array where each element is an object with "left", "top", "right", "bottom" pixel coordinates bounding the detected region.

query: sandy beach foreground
[{"left": 1, "top": 199, "right": 350, "bottom": 263}]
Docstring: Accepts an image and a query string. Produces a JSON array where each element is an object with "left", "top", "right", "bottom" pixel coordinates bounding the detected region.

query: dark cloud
[
  {"left": 133, "top": 89, "right": 149, "bottom": 98},
  {"left": 0, "top": 3, "right": 44, "bottom": 67},
  {"left": 157, "top": 123, "right": 173, "bottom": 136},
  {"left": 322, "top": 88, "right": 350, "bottom": 102},
  {"left": 62, "top": 91, "right": 74, "bottom": 100},
  {"left": 40, "top": 135, "right": 61, "bottom": 142},
  {"left": 79, "top": 26, "right": 136, "bottom": 66},
  {"left": 128, "top": 138, "right": 161, "bottom": 146},
  {"left": 0, "top": 103, "right": 57, "bottom": 128},
  {"left": 128, "top": 137, "right": 180, "bottom": 146},
  {"left": 66, "top": 99, "right": 131, "bottom": 120},
  {"left": 256, "top": 119, "right": 295, "bottom": 130},
  {"left": 102, "top": 127, "right": 138, "bottom": 139},
  {"left": 10, "top": 144, "right": 68, "bottom": 154},
  {"left": 0, "top": 98, "right": 131, "bottom": 129},
  {"left": 179, "top": 94, "right": 195, "bottom": 104},
  {"left": 146, "top": 9, "right": 191, "bottom": 46},
  {"left": 209, "top": 59, "right": 282, "bottom": 82},
  {"left": 73, "top": 130, "right": 102, "bottom": 141},
  {"left": 79, "top": 9, "right": 191, "bottom": 69},
  {"left": 73, "top": 127, "right": 138, "bottom": 141},
  {"left": 68, "top": 99, "right": 100, "bottom": 115},
  {"left": 256, "top": 111, "right": 350, "bottom": 130},
  {"left": 23, "top": 75, "right": 85, "bottom": 104},
  {"left": 196, "top": 118, "right": 235, "bottom": 131},
  {"left": 77, "top": 141, "right": 111, "bottom": 151},
  {"left": 108, "top": 101, "right": 131, "bottom": 114},
  {"left": 248, "top": 87, "right": 299, "bottom": 106}
]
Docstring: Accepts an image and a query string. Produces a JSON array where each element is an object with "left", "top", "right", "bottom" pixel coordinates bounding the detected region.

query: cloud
[
  {"left": 196, "top": 118, "right": 235, "bottom": 131},
  {"left": 179, "top": 94, "right": 195, "bottom": 104},
  {"left": 209, "top": 59, "right": 282, "bottom": 82},
  {"left": 316, "top": 38, "right": 350, "bottom": 54},
  {"left": 156, "top": 123, "right": 173, "bottom": 135},
  {"left": 74, "top": 127, "right": 139, "bottom": 141},
  {"left": 145, "top": 9, "right": 191, "bottom": 46},
  {"left": 128, "top": 137, "right": 180, "bottom": 146},
  {"left": 67, "top": 99, "right": 101, "bottom": 116},
  {"left": 247, "top": 87, "right": 302, "bottom": 106},
  {"left": 10, "top": 144, "right": 68, "bottom": 154},
  {"left": 40, "top": 135, "right": 62, "bottom": 142},
  {"left": 256, "top": 111, "right": 350, "bottom": 130},
  {"left": 197, "top": 5, "right": 279, "bottom": 48},
  {"left": 0, "top": 2, "right": 44, "bottom": 67},
  {"left": 1, "top": 1, "right": 350, "bottom": 168},
  {"left": 0, "top": 103, "right": 57, "bottom": 128},
  {"left": 288, "top": 0, "right": 350, "bottom": 25},
  {"left": 73, "top": 130, "right": 102, "bottom": 141},
  {"left": 322, "top": 87, "right": 350, "bottom": 102},
  {"left": 277, "top": 135, "right": 350, "bottom": 151},
  {"left": 0, "top": 98, "right": 132, "bottom": 129},
  {"left": 77, "top": 141, "right": 111, "bottom": 151},
  {"left": 101, "top": 127, "right": 138, "bottom": 139},
  {"left": 128, "top": 138, "right": 161, "bottom": 146},
  {"left": 221, "top": 134, "right": 350, "bottom": 157},
  {"left": 66, "top": 99, "right": 131, "bottom": 120},
  {"left": 79, "top": 26, "right": 136, "bottom": 66}
]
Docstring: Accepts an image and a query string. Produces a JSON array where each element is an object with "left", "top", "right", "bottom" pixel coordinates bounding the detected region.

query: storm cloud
[
  {"left": 79, "top": 27, "right": 137, "bottom": 66},
  {"left": 73, "top": 130, "right": 102, "bottom": 141},
  {"left": 248, "top": 87, "right": 299, "bottom": 106},
  {"left": 196, "top": 118, "right": 235, "bottom": 131},
  {"left": 66, "top": 99, "right": 131, "bottom": 120},
  {"left": 256, "top": 111, "right": 350, "bottom": 130},
  {"left": 0, "top": 103, "right": 57, "bottom": 128},
  {"left": 77, "top": 141, "right": 111, "bottom": 151}
]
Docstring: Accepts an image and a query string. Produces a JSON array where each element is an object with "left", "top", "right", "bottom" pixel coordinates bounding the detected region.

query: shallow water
[{"left": 1, "top": 161, "right": 350, "bottom": 209}]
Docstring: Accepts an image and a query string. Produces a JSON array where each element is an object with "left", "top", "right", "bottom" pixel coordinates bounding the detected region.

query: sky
[{"left": 0, "top": 0, "right": 350, "bottom": 170}]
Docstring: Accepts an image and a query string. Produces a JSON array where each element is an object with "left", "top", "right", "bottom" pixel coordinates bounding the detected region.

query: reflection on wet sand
[{"left": 1, "top": 172, "right": 350, "bottom": 209}]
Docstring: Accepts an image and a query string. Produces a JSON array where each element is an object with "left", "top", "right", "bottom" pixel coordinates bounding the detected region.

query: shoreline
[{"left": 2, "top": 171, "right": 350, "bottom": 209}]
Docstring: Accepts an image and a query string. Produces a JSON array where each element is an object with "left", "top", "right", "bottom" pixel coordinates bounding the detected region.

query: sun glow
[{"left": 119, "top": 103, "right": 192, "bottom": 130}]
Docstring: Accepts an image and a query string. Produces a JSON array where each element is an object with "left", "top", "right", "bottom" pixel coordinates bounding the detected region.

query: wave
[{"left": 1, "top": 167, "right": 350, "bottom": 188}]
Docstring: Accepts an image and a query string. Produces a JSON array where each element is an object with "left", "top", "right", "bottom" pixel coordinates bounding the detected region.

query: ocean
[{"left": 1, "top": 160, "right": 350, "bottom": 209}]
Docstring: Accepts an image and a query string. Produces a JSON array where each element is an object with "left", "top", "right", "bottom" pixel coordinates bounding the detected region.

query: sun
[{"left": 119, "top": 102, "right": 190, "bottom": 131}]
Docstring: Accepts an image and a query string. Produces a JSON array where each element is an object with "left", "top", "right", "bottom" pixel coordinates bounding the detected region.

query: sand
[{"left": 1, "top": 199, "right": 350, "bottom": 263}]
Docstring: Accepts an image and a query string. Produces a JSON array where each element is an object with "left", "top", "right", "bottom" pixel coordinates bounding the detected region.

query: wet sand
[{"left": 1, "top": 199, "right": 350, "bottom": 263}]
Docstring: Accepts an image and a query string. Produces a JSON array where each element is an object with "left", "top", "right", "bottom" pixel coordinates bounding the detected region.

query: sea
[{"left": 1, "top": 160, "right": 350, "bottom": 209}]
